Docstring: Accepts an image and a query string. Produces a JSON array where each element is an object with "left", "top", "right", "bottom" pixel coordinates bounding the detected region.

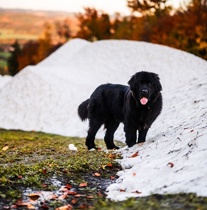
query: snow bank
[
  {"left": 0, "top": 38, "right": 207, "bottom": 199},
  {"left": 0, "top": 75, "right": 12, "bottom": 88}
]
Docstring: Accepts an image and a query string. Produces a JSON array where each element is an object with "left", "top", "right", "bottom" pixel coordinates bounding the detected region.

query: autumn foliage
[{"left": 8, "top": 0, "right": 207, "bottom": 75}]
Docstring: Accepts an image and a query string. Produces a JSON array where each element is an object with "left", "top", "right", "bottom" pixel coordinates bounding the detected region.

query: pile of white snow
[{"left": 0, "top": 38, "right": 206, "bottom": 200}]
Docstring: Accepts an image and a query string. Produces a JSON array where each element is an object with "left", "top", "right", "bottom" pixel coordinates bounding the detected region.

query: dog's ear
[
  {"left": 153, "top": 73, "right": 162, "bottom": 92},
  {"left": 128, "top": 75, "right": 136, "bottom": 90}
]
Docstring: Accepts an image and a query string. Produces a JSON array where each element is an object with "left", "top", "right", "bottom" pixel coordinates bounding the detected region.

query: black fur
[{"left": 78, "top": 71, "right": 163, "bottom": 150}]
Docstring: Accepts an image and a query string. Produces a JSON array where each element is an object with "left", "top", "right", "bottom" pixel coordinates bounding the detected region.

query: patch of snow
[
  {"left": 0, "top": 75, "right": 12, "bottom": 89},
  {"left": 0, "top": 38, "right": 206, "bottom": 199}
]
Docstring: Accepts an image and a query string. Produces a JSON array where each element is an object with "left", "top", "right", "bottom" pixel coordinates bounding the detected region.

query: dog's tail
[{"left": 78, "top": 99, "right": 89, "bottom": 121}]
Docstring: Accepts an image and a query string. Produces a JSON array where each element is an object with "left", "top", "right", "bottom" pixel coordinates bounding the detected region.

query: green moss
[
  {"left": 0, "top": 129, "right": 207, "bottom": 209},
  {"left": 0, "top": 129, "right": 121, "bottom": 201}
]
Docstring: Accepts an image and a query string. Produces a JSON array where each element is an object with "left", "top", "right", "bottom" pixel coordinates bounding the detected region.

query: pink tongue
[{"left": 140, "top": 97, "right": 148, "bottom": 105}]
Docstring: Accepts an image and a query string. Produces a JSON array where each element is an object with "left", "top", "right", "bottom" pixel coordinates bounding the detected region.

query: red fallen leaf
[
  {"left": 97, "top": 148, "right": 102, "bottom": 151},
  {"left": 97, "top": 192, "right": 103, "bottom": 197},
  {"left": 16, "top": 200, "right": 30, "bottom": 206},
  {"left": 71, "top": 198, "right": 77, "bottom": 204},
  {"left": 167, "top": 162, "right": 174, "bottom": 168},
  {"left": 79, "top": 182, "right": 87, "bottom": 187},
  {"left": 79, "top": 204, "right": 88, "bottom": 209},
  {"left": 107, "top": 163, "right": 113, "bottom": 167},
  {"left": 87, "top": 195, "right": 94, "bottom": 199},
  {"left": 132, "top": 190, "right": 142, "bottom": 194},
  {"left": 130, "top": 151, "right": 139, "bottom": 158},
  {"left": 42, "top": 169, "right": 47, "bottom": 174},
  {"left": 94, "top": 173, "right": 101, "bottom": 177},
  {"left": 17, "top": 175, "right": 23, "bottom": 179},
  {"left": 67, "top": 191, "right": 77, "bottom": 195},
  {"left": 56, "top": 205, "right": 72, "bottom": 210},
  {"left": 75, "top": 194, "right": 85, "bottom": 197},
  {"left": 110, "top": 176, "right": 115, "bottom": 180},
  {"left": 120, "top": 189, "right": 126, "bottom": 192},
  {"left": 65, "top": 183, "right": 72, "bottom": 189},
  {"left": 132, "top": 172, "right": 136, "bottom": 176},
  {"left": 41, "top": 204, "right": 49, "bottom": 209},
  {"left": 108, "top": 154, "right": 117, "bottom": 159},
  {"left": 42, "top": 183, "right": 47, "bottom": 188}
]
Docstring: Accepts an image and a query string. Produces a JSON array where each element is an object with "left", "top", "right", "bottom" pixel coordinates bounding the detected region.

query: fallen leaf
[
  {"left": 167, "top": 162, "right": 174, "bottom": 168},
  {"left": 107, "top": 163, "right": 113, "bottom": 167},
  {"left": 42, "top": 183, "right": 47, "bottom": 188},
  {"left": 79, "top": 182, "right": 87, "bottom": 187},
  {"left": 55, "top": 204, "right": 72, "bottom": 210},
  {"left": 16, "top": 200, "right": 30, "bottom": 206},
  {"left": 67, "top": 191, "right": 77, "bottom": 195},
  {"left": 132, "top": 190, "right": 142, "bottom": 194},
  {"left": 65, "top": 183, "right": 72, "bottom": 189},
  {"left": 71, "top": 199, "right": 77, "bottom": 204},
  {"left": 75, "top": 194, "right": 85, "bottom": 197},
  {"left": 97, "top": 192, "right": 103, "bottom": 197},
  {"left": 94, "top": 173, "right": 101, "bottom": 177},
  {"left": 48, "top": 194, "right": 58, "bottom": 200},
  {"left": 110, "top": 176, "right": 115, "bottom": 180},
  {"left": 79, "top": 204, "right": 88, "bottom": 209},
  {"left": 2, "top": 146, "right": 9, "bottom": 151},
  {"left": 41, "top": 204, "right": 49, "bottom": 209},
  {"left": 120, "top": 189, "right": 126, "bottom": 192},
  {"left": 87, "top": 195, "right": 94, "bottom": 199},
  {"left": 58, "top": 194, "right": 68, "bottom": 200},
  {"left": 130, "top": 151, "right": 139, "bottom": 158},
  {"left": 108, "top": 154, "right": 117, "bottom": 159},
  {"left": 28, "top": 193, "right": 40, "bottom": 201},
  {"left": 132, "top": 172, "right": 136, "bottom": 176},
  {"left": 27, "top": 204, "right": 35, "bottom": 209}
]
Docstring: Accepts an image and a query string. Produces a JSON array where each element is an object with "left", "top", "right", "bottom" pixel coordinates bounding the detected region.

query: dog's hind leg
[
  {"left": 104, "top": 120, "right": 120, "bottom": 149},
  {"left": 86, "top": 119, "right": 102, "bottom": 150}
]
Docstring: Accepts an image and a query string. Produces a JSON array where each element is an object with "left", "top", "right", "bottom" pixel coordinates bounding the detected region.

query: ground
[{"left": 0, "top": 129, "right": 207, "bottom": 209}]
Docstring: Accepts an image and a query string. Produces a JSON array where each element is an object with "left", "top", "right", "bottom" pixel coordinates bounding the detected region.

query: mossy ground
[{"left": 0, "top": 129, "right": 207, "bottom": 209}]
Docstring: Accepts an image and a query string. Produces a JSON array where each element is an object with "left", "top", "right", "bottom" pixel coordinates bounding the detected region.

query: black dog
[{"left": 78, "top": 71, "right": 162, "bottom": 150}]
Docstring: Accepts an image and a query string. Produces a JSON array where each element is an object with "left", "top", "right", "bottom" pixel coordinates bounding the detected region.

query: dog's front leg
[
  {"left": 124, "top": 125, "right": 137, "bottom": 147},
  {"left": 138, "top": 128, "right": 149, "bottom": 143}
]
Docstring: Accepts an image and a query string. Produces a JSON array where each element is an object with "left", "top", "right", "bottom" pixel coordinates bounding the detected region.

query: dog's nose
[{"left": 141, "top": 89, "right": 149, "bottom": 95}]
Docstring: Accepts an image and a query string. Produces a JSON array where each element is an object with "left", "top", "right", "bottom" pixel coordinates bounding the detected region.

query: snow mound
[
  {"left": 0, "top": 75, "right": 12, "bottom": 88},
  {"left": 0, "top": 38, "right": 207, "bottom": 199}
]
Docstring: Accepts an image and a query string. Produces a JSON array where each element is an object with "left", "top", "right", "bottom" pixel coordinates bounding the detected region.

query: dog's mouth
[{"left": 140, "top": 97, "right": 148, "bottom": 105}]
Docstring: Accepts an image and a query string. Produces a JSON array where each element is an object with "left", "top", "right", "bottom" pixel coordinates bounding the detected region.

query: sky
[{"left": 0, "top": 0, "right": 188, "bottom": 15}]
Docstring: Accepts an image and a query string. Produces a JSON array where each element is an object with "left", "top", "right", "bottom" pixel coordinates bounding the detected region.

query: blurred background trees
[{"left": 4, "top": 0, "right": 207, "bottom": 75}]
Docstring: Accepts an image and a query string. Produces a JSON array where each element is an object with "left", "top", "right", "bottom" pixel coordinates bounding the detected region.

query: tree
[
  {"left": 76, "top": 8, "right": 112, "bottom": 41},
  {"left": 127, "top": 0, "right": 171, "bottom": 16},
  {"left": 7, "top": 40, "right": 21, "bottom": 76}
]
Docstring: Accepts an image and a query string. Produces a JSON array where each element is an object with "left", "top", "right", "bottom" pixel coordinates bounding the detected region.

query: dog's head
[{"left": 128, "top": 71, "right": 162, "bottom": 106}]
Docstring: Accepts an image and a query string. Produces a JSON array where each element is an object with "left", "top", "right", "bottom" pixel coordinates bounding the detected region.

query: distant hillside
[{"left": 0, "top": 8, "right": 79, "bottom": 45}]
